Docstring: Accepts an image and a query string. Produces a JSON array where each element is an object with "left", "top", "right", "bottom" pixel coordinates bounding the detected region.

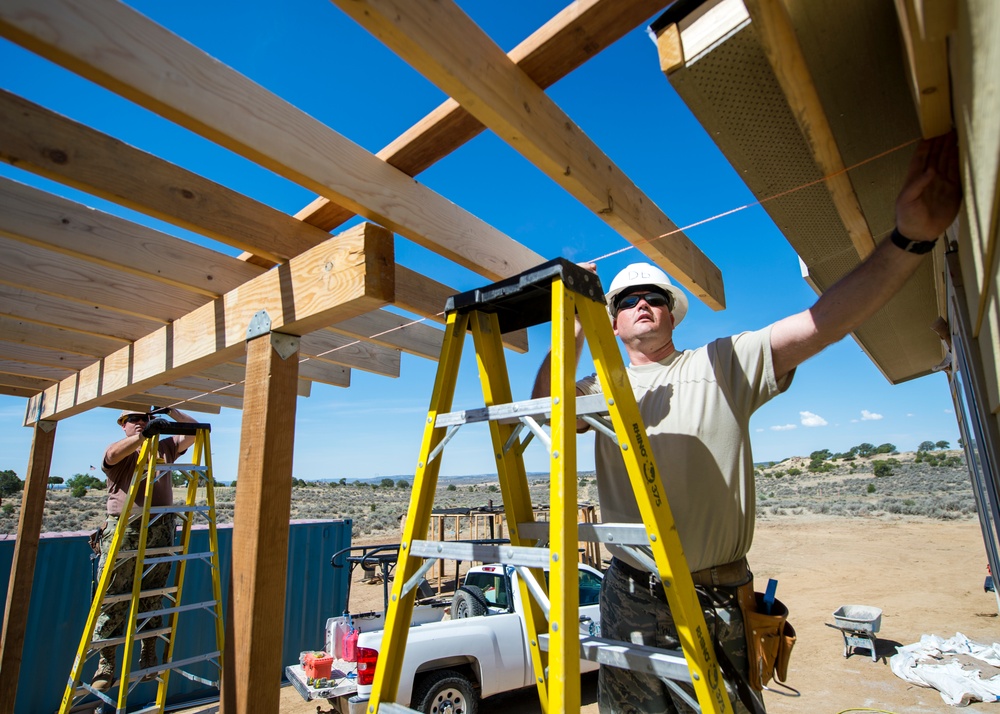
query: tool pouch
[
  {"left": 88, "top": 522, "right": 106, "bottom": 557},
  {"left": 736, "top": 582, "right": 796, "bottom": 690}
]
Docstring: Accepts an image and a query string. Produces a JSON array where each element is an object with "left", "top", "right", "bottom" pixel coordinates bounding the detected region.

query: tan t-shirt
[
  {"left": 580, "top": 326, "right": 793, "bottom": 572},
  {"left": 103, "top": 438, "right": 181, "bottom": 516}
]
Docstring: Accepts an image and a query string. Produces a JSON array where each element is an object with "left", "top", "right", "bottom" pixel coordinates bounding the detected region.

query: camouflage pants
[
  {"left": 598, "top": 558, "right": 765, "bottom": 714},
  {"left": 94, "top": 513, "right": 176, "bottom": 660}
]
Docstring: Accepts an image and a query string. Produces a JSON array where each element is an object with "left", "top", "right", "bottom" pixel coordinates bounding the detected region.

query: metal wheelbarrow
[{"left": 827, "top": 605, "right": 882, "bottom": 661}]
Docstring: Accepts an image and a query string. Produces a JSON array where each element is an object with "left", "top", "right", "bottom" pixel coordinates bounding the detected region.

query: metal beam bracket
[
  {"left": 270, "top": 333, "right": 300, "bottom": 361},
  {"left": 246, "top": 310, "right": 271, "bottom": 340}
]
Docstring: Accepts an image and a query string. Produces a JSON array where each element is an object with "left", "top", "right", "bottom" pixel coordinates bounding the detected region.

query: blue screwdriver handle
[{"left": 763, "top": 578, "right": 778, "bottom": 614}]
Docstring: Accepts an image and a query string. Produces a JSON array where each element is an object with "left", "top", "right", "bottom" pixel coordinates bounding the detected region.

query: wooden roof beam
[
  {"left": 892, "top": 0, "right": 955, "bottom": 138},
  {"left": 0, "top": 91, "right": 526, "bottom": 352},
  {"left": 740, "top": 0, "right": 876, "bottom": 259},
  {"left": 23, "top": 222, "right": 393, "bottom": 424},
  {"left": 299, "top": 0, "right": 674, "bottom": 231},
  {"left": 0, "top": 176, "right": 261, "bottom": 297},
  {"left": 0, "top": 0, "right": 542, "bottom": 282},
  {"left": 331, "top": 0, "right": 725, "bottom": 310},
  {"left": 0, "top": 284, "right": 164, "bottom": 342}
]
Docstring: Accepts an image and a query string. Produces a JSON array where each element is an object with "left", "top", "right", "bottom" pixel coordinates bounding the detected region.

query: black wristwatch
[{"left": 890, "top": 228, "right": 936, "bottom": 254}]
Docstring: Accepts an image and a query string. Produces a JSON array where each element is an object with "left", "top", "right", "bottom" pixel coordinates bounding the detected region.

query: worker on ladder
[
  {"left": 532, "top": 133, "right": 961, "bottom": 712},
  {"left": 90, "top": 406, "right": 198, "bottom": 692}
]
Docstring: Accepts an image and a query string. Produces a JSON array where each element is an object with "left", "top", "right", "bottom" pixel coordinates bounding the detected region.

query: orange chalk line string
[{"left": 160, "top": 139, "right": 916, "bottom": 412}]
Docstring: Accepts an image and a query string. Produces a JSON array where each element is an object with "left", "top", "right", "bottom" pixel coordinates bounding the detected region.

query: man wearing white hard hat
[
  {"left": 90, "top": 406, "right": 197, "bottom": 692},
  {"left": 533, "top": 133, "right": 961, "bottom": 712}
]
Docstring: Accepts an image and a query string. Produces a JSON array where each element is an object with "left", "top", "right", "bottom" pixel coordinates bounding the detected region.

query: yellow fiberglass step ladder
[
  {"left": 369, "top": 258, "right": 732, "bottom": 714},
  {"left": 60, "top": 418, "right": 225, "bottom": 714}
]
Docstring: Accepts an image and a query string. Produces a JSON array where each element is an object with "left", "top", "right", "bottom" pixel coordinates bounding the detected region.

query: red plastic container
[
  {"left": 303, "top": 651, "right": 334, "bottom": 680},
  {"left": 342, "top": 628, "right": 359, "bottom": 662}
]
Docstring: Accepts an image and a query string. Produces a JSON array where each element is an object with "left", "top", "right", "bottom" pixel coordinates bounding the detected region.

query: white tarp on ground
[{"left": 890, "top": 633, "right": 1000, "bottom": 706}]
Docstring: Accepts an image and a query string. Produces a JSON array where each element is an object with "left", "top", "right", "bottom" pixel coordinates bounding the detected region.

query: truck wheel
[
  {"left": 412, "top": 669, "right": 478, "bottom": 714},
  {"left": 451, "top": 585, "right": 489, "bottom": 619}
]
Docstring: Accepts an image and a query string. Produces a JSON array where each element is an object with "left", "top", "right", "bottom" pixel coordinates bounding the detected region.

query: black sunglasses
[
  {"left": 614, "top": 291, "right": 672, "bottom": 315},
  {"left": 124, "top": 414, "right": 149, "bottom": 424}
]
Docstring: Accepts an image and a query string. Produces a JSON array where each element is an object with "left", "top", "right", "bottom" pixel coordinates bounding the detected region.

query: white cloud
[
  {"left": 861, "top": 410, "right": 883, "bottom": 421},
  {"left": 770, "top": 424, "right": 797, "bottom": 432},
  {"left": 800, "top": 411, "right": 828, "bottom": 427},
  {"left": 907, "top": 413, "right": 915, "bottom": 417},
  {"left": 755, "top": 428, "right": 764, "bottom": 433}
]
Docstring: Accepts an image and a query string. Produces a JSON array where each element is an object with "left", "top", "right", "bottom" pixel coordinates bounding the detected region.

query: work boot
[
  {"left": 91, "top": 651, "right": 115, "bottom": 692},
  {"left": 139, "top": 641, "right": 159, "bottom": 682}
]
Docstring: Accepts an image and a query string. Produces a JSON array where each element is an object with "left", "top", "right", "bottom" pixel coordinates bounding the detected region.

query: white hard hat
[
  {"left": 117, "top": 409, "right": 148, "bottom": 425},
  {"left": 605, "top": 262, "right": 689, "bottom": 326}
]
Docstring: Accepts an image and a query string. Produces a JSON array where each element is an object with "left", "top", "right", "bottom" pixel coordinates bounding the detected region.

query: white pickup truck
[{"left": 287, "top": 562, "right": 603, "bottom": 714}]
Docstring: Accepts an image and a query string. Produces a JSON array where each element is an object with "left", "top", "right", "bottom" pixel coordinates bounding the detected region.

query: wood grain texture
[
  {"left": 0, "top": 176, "right": 263, "bottom": 296},
  {"left": 656, "top": 23, "right": 684, "bottom": 74},
  {"left": 298, "top": 331, "right": 401, "bottom": 378},
  {"left": 0, "top": 315, "right": 127, "bottom": 356},
  {"left": 0, "top": 235, "right": 208, "bottom": 321},
  {"left": 0, "top": 283, "right": 163, "bottom": 340},
  {"left": 743, "top": 0, "right": 876, "bottom": 259},
  {"left": 893, "top": 0, "right": 954, "bottom": 138},
  {"left": 330, "top": 311, "right": 443, "bottom": 360},
  {"left": 0, "top": 0, "right": 542, "bottom": 281},
  {"left": 0, "top": 89, "right": 322, "bottom": 264},
  {"left": 23, "top": 223, "right": 393, "bottom": 423},
  {"left": 331, "top": 0, "right": 725, "bottom": 310},
  {"left": 0, "top": 92, "right": 507, "bottom": 352},
  {"left": 229, "top": 333, "right": 299, "bottom": 714},
  {"left": 0, "top": 421, "right": 56, "bottom": 712}
]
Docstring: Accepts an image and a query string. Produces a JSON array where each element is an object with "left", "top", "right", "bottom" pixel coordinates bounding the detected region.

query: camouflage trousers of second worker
[
  {"left": 94, "top": 513, "right": 176, "bottom": 656},
  {"left": 598, "top": 558, "right": 765, "bottom": 714}
]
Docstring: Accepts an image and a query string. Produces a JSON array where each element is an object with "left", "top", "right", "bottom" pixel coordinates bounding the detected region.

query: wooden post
[
  {"left": 0, "top": 420, "right": 56, "bottom": 713},
  {"left": 225, "top": 331, "right": 300, "bottom": 714}
]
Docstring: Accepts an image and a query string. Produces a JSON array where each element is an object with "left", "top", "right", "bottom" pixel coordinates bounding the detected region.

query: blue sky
[{"left": 0, "top": 0, "right": 959, "bottom": 484}]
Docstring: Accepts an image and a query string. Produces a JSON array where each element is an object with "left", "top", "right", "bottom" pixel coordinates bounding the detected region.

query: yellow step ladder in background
[
  {"left": 369, "top": 258, "right": 732, "bottom": 714},
  {"left": 60, "top": 418, "right": 224, "bottom": 714}
]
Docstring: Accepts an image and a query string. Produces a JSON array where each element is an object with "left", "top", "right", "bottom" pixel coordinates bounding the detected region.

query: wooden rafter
[
  {"left": 299, "top": 0, "right": 672, "bottom": 231},
  {"left": 331, "top": 0, "right": 726, "bottom": 310},
  {"left": 0, "top": 0, "right": 543, "bottom": 282},
  {"left": 23, "top": 222, "right": 393, "bottom": 424},
  {"left": 892, "top": 0, "right": 955, "bottom": 138},
  {"left": 0, "top": 91, "right": 529, "bottom": 352},
  {"left": 741, "top": 0, "right": 876, "bottom": 259}
]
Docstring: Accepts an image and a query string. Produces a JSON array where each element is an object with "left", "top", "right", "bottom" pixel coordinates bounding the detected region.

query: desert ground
[
  {"left": 37, "top": 449, "right": 989, "bottom": 713},
  {"left": 256, "top": 514, "right": 996, "bottom": 714}
]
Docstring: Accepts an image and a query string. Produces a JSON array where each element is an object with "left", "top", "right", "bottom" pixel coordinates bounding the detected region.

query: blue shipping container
[{"left": 0, "top": 519, "right": 351, "bottom": 713}]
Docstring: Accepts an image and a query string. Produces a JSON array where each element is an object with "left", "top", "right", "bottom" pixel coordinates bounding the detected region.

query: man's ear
[
  {"left": 611, "top": 315, "right": 619, "bottom": 336},
  {"left": 669, "top": 312, "right": 676, "bottom": 328}
]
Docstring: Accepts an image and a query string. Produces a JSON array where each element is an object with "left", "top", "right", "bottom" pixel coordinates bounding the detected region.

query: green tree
[
  {"left": 855, "top": 443, "right": 876, "bottom": 457},
  {"left": 873, "top": 461, "right": 893, "bottom": 478},
  {"left": 71, "top": 484, "right": 88, "bottom": 498},
  {"left": 67, "top": 473, "right": 103, "bottom": 491},
  {"left": 49, "top": 476, "right": 64, "bottom": 485},
  {"left": 936, "top": 440, "right": 951, "bottom": 450},
  {"left": 918, "top": 440, "right": 936, "bottom": 452},
  {"left": 446, "top": 484, "right": 457, "bottom": 492},
  {"left": 339, "top": 478, "right": 347, "bottom": 486},
  {"left": 875, "top": 443, "right": 897, "bottom": 454},
  {"left": 0, "top": 470, "right": 23, "bottom": 497},
  {"left": 396, "top": 479, "right": 410, "bottom": 489},
  {"left": 809, "top": 449, "right": 832, "bottom": 462},
  {"left": 172, "top": 470, "right": 187, "bottom": 486},
  {"left": 866, "top": 483, "right": 876, "bottom": 494},
  {"left": 380, "top": 478, "right": 395, "bottom": 488}
]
